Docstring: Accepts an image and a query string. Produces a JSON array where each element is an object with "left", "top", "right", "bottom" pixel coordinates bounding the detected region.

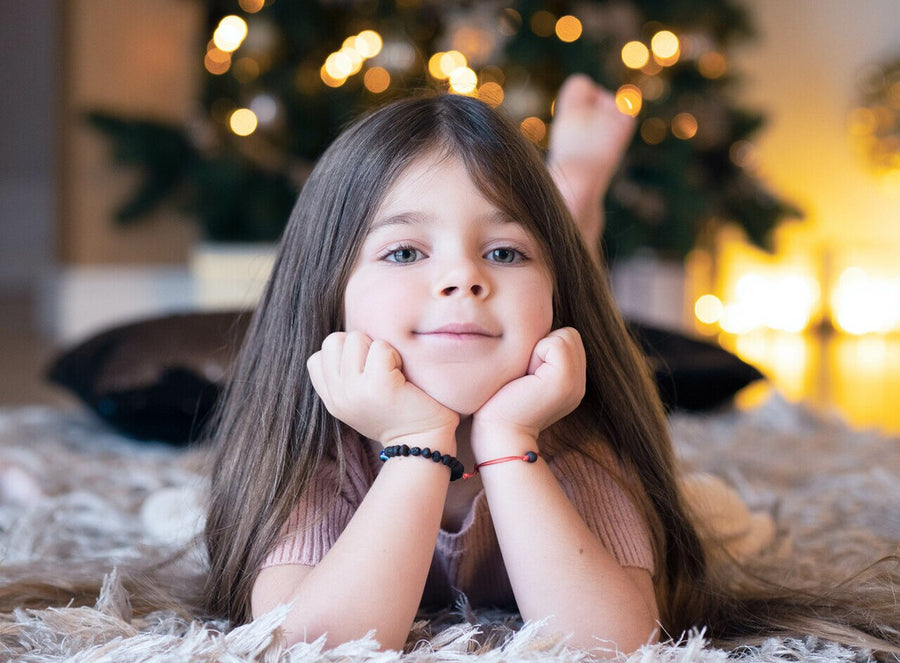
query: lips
[{"left": 416, "top": 323, "right": 500, "bottom": 338}]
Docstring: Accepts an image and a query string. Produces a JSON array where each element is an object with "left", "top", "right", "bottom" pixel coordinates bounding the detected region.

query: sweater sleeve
[
  {"left": 548, "top": 448, "right": 656, "bottom": 575},
  {"left": 261, "top": 442, "right": 375, "bottom": 568}
]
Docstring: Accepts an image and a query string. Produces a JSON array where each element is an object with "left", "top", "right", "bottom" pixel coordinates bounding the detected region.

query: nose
[{"left": 434, "top": 258, "right": 490, "bottom": 299}]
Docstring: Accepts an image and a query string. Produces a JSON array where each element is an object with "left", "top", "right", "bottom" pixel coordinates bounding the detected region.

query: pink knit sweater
[{"left": 262, "top": 439, "right": 655, "bottom": 608}]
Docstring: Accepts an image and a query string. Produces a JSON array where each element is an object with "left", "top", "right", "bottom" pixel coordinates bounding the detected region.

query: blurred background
[{"left": 2, "top": 0, "right": 900, "bottom": 433}]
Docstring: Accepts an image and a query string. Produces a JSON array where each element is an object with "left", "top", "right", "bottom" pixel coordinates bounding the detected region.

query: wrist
[
  {"left": 470, "top": 419, "right": 539, "bottom": 464},
  {"left": 385, "top": 426, "right": 458, "bottom": 458}
]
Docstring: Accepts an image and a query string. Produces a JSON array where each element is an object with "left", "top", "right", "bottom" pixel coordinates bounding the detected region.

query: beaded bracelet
[
  {"left": 379, "top": 444, "right": 466, "bottom": 481},
  {"left": 461, "top": 451, "right": 540, "bottom": 480}
]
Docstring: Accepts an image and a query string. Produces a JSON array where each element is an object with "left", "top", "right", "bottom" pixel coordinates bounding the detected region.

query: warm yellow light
[
  {"left": 204, "top": 49, "right": 231, "bottom": 75},
  {"left": 530, "top": 10, "right": 556, "bottom": 37},
  {"left": 671, "top": 112, "right": 698, "bottom": 140},
  {"left": 238, "top": 0, "right": 265, "bottom": 12},
  {"left": 229, "top": 108, "right": 258, "bottom": 136},
  {"left": 428, "top": 53, "right": 447, "bottom": 80},
  {"left": 478, "top": 81, "right": 504, "bottom": 107},
  {"left": 449, "top": 66, "right": 478, "bottom": 94},
  {"left": 720, "top": 303, "right": 755, "bottom": 335},
  {"left": 614, "top": 85, "right": 642, "bottom": 117},
  {"left": 355, "top": 30, "right": 383, "bottom": 58},
  {"left": 831, "top": 267, "right": 900, "bottom": 334},
  {"left": 621, "top": 41, "right": 650, "bottom": 69},
  {"left": 213, "top": 15, "right": 249, "bottom": 53},
  {"left": 320, "top": 64, "right": 345, "bottom": 88},
  {"left": 520, "top": 116, "right": 547, "bottom": 143},
  {"left": 555, "top": 15, "right": 582, "bottom": 42},
  {"left": 698, "top": 51, "right": 727, "bottom": 79},
  {"left": 324, "top": 51, "right": 354, "bottom": 79},
  {"left": 640, "top": 117, "right": 667, "bottom": 144},
  {"left": 721, "top": 272, "right": 819, "bottom": 334},
  {"left": 695, "top": 294, "right": 724, "bottom": 325},
  {"left": 651, "top": 30, "right": 680, "bottom": 66},
  {"left": 340, "top": 46, "right": 364, "bottom": 75},
  {"left": 440, "top": 51, "right": 467, "bottom": 77},
  {"left": 364, "top": 66, "right": 391, "bottom": 93}
]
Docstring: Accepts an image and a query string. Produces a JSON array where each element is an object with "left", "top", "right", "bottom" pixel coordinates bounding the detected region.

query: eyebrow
[{"left": 367, "top": 209, "right": 518, "bottom": 233}]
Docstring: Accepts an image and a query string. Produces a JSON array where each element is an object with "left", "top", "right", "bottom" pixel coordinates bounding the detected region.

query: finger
[
  {"left": 341, "top": 331, "right": 372, "bottom": 376},
  {"left": 365, "top": 339, "right": 402, "bottom": 374},
  {"left": 530, "top": 328, "right": 584, "bottom": 377},
  {"left": 306, "top": 351, "right": 329, "bottom": 402},
  {"left": 319, "top": 332, "right": 347, "bottom": 370}
]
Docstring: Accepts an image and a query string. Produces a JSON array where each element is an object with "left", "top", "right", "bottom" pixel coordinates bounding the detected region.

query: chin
[{"left": 410, "top": 375, "right": 507, "bottom": 416}]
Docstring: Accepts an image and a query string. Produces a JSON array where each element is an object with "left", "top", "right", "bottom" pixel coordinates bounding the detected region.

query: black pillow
[
  {"left": 46, "top": 310, "right": 763, "bottom": 444},
  {"left": 46, "top": 311, "right": 251, "bottom": 444},
  {"left": 627, "top": 321, "right": 764, "bottom": 412}
]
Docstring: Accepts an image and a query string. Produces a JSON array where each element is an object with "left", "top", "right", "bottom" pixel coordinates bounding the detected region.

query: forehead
[{"left": 374, "top": 151, "right": 534, "bottom": 229}]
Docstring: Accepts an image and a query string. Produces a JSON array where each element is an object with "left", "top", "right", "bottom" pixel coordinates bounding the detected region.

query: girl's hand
[
  {"left": 472, "top": 327, "right": 586, "bottom": 446},
  {"left": 307, "top": 331, "right": 459, "bottom": 446}
]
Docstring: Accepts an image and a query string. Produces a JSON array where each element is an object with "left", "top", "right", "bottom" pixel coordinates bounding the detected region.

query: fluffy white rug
[{"left": 0, "top": 395, "right": 897, "bottom": 662}]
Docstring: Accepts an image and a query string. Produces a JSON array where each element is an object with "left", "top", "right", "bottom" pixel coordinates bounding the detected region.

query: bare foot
[{"left": 548, "top": 75, "right": 636, "bottom": 257}]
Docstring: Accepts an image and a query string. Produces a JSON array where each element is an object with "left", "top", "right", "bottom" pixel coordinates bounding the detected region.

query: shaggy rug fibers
[{"left": 0, "top": 395, "right": 897, "bottom": 662}]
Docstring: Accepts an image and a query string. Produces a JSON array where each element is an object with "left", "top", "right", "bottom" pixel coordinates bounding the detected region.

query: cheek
[{"left": 343, "top": 273, "right": 409, "bottom": 338}]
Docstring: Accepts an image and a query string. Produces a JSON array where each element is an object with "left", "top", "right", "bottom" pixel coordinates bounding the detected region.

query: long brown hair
[
  {"left": 203, "top": 91, "right": 704, "bottom": 628},
  {"left": 203, "top": 92, "right": 899, "bottom": 655}
]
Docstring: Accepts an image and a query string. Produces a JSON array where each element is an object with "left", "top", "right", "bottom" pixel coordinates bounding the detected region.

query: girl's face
[{"left": 343, "top": 151, "right": 554, "bottom": 415}]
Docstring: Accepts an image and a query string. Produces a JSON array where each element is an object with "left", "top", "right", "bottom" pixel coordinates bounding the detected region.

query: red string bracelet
[{"left": 462, "top": 451, "right": 540, "bottom": 480}]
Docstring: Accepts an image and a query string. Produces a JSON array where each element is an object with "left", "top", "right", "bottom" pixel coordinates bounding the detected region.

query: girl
[{"left": 203, "top": 79, "right": 899, "bottom": 655}]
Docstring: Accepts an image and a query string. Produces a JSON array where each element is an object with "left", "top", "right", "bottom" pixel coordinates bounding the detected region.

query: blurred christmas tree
[{"left": 90, "top": 0, "right": 799, "bottom": 260}]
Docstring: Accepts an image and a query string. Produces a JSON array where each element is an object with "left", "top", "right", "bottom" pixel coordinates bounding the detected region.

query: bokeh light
[
  {"left": 213, "top": 15, "right": 248, "bottom": 53},
  {"left": 320, "top": 64, "right": 345, "bottom": 88},
  {"left": 249, "top": 94, "right": 278, "bottom": 124},
  {"left": 204, "top": 47, "right": 231, "bottom": 75},
  {"left": 364, "top": 66, "right": 391, "bottom": 93},
  {"left": 672, "top": 112, "right": 698, "bottom": 139},
  {"left": 449, "top": 66, "right": 478, "bottom": 94},
  {"left": 832, "top": 268, "right": 900, "bottom": 334},
  {"left": 640, "top": 117, "right": 667, "bottom": 144},
  {"left": 651, "top": 30, "right": 680, "bottom": 66},
  {"left": 440, "top": 51, "right": 467, "bottom": 77},
  {"left": 694, "top": 294, "right": 724, "bottom": 325},
  {"left": 478, "top": 81, "right": 504, "bottom": 107},
  {"left": 698, "top": 51, "right": 728, "bottom": 79},
  {"left": 621, "top": 41, "right": 650, "bottom": 69},
  {"left": 229, "top": 108, "right": 258, "bottom": 136},
  {"left": 355, "top": 30, "right": 383, "bottom": 58},
  {"left": 238, "top": 0, "right": 265, "bottom": 12},
  {"left": 555, "top": 15, "right": 582, "bottom": 42},
  {"left": 615, "top": 85, "right": 643, "bottom": 116},
  {"left": 520, "top": 116, "right": 546, "bottom": 143}
]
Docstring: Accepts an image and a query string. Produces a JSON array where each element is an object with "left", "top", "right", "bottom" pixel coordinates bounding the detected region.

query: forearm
[
  {"left": 256, "top": 436, "right": 454, "bottom": 650},
  {"left": 476, "top": 431, "right": 659, "bottom": 653}
]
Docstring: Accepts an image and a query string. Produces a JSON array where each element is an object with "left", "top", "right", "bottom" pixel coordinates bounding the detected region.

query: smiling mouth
[{"left": 416, "top": 324, "right": 500, "bottom": 339}]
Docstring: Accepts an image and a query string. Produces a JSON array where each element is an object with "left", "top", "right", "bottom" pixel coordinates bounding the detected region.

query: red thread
[{"left": 462, "top": 452, "right": 540, "bottom": 480}]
